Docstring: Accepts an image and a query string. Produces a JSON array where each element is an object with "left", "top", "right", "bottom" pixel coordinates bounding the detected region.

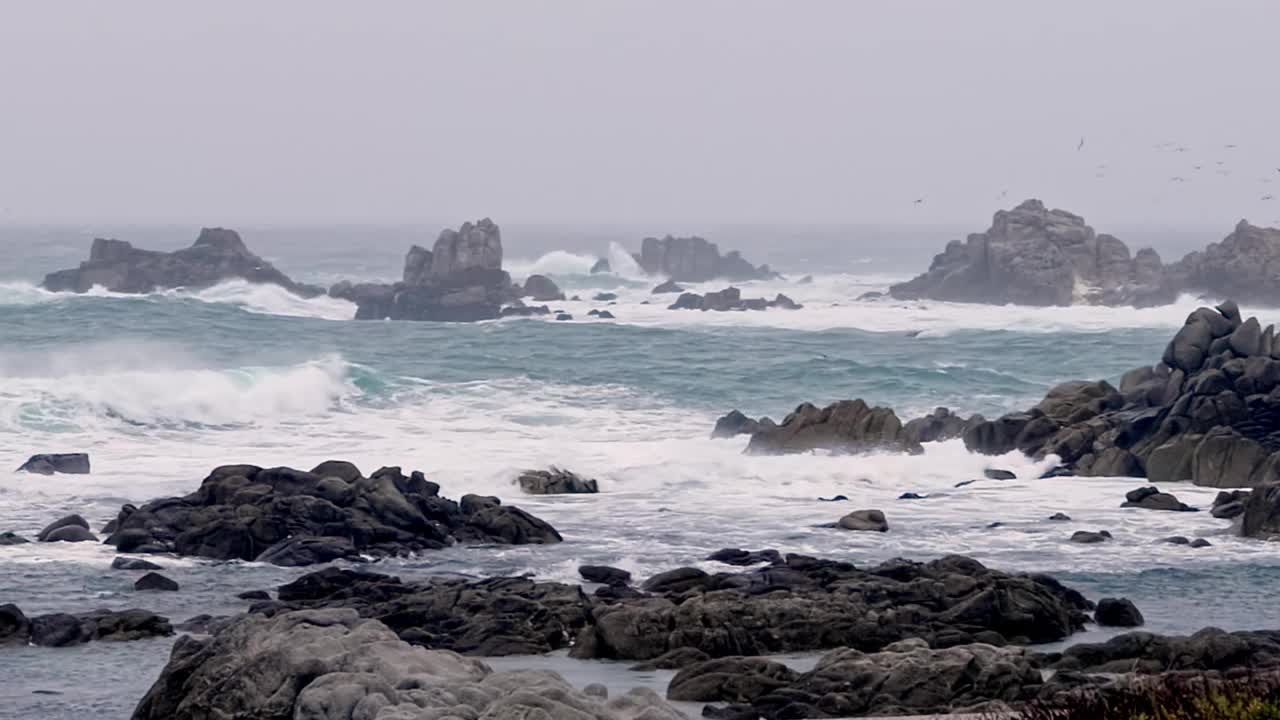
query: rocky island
[{"left": 632, "top": 235, "right": 776, "bottom": 282}]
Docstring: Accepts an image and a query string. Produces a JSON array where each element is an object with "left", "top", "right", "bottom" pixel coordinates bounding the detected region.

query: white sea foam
[{"left": 0, "top": 279, "right": 356, "bottom": 320}]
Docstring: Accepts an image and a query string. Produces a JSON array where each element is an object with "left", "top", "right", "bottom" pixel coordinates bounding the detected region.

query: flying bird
[
  {"left": 1170, "top": 176, "right": 1187, "bottom": 183},
  {"left": 1077, "top": 136, "right": 1085, "bottom": 151},
  {"left": 913, "top": 197, "right": 925, "bottom": 205},
  {"left": 1264, "top": 194, "right": 1276, "bottom": 201},
  {"left": 1225, "top": 144, "right": 1238, "bottom": 149}
]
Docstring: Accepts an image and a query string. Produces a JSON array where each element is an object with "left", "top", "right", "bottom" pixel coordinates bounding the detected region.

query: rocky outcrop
[
  {"left": 42, "top": 229, "right": 323, "bottom": 297},
  {"left": 516, "top": 467, "right": 599, "bottom": 494},
  {"left": 1049, "top": 627, "right": 1280, "bottom": 675},
  {"left": 570, "top": 554, "right": 1093, "bottom": 662},
  {"left": 521, "top": 274, "right": 564, "bottom": 302},
  {"left": 1121, "top": 486, "right": 1197, "bottom": 511},
  {"left": 668, "top": 287, "right": 801, "bottom": 311},
  {"left": 1, "top": 604, "right": 171, "bottom": 647},
  {"left": 16, "top": 452, "right": 90, "bottom": 475},
  {"left": 330, "top": 219, "right": 520, "bottom": 322},
  {"left": 889, "top": 200, "right": 1174, "bottom": 307},
  {"left": 637, "top": 235, "right": 774, "bottom": 282},
  {"left": 711, "top": 409, "right": 777, "bottom": 438},
  {"left": 1169, "top": 220, "right": 1280, "bottom": 305},
  {"left": 37, "top": 514, "right": 97, "bottom": 542},
  {"left": 131, "top": 608, "right": 684, "bottom": 720},
  {"left": 101, "top": 461, "right": 561, "bottom": 565},
  {"left": 903, "top": 407, "right": 982, "bottom": 444},
  {"left": 745, "top": 400, "right": 923, "bottom": 455},
  {"left": 834, "top": 509, "right": 888, "bottom": 532},
  {"left": 652, "top": 279, "right": 685, "bottom": 294},
  {"left": 1095, "top": 597, "right": 1144, "bottom": 627}
]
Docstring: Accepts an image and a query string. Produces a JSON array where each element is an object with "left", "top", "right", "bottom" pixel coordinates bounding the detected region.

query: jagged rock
[
  {"left": 652, "top": 280, "right": 685, "bottom": 294},
  {"left": 1121, "top": 486, "right": 1197, "bottom": 512},
  {"left": 131, "top": 609, "right": 685, "bottom": 720},
  {"left": 429, "top": 218, "right": 502, "bottom": 276},
  {"left": 16, "top": 453, "right": 90, "bottom": 475},
  {"left": 135, "top": 572, "right": 180, "bottom": 592},
  {"left": 1095, "top": 598, "right": 1144, "bottom": 627},
  {"left": 711, "top": 409, "right": 776, "bottom": 438},
  {"left": 746, "top": 400, "right": 922, "bottom": 455},
  {"left": 889, "top": 200, "right": 1173, "bottom": 307},
  {"left": 667, "top": 286, "right": 799, "bottom": 312},
  {"left": 40, "top": 229, "right": 323, "bottom": 297},
  {"left": 835, "top": 509, "right": 888, "bottom": 532},
  {"left": 500, "top": 302, "right": 551, "bottom": 318},
  {"left": 590, "top": 258, "right": 611, "bottom": 274},
  {"left": 1169, "top": 220, "right": 1280, "bottom": 305},
  {"left": 1212, "top": 490, "right": 1250, "bottom": 519},
  {"left": 1049, "top": 627, "right": 1280, "bottom": 675},
  {"left": 517, "top": 467, "right": 599, "bottom": 494},
  {"left": 101, "top": 461, "right": 560, "bottom": 564},
  {"left": 637, "top": 236, "right": 773, "bottom": 282},
  {"left": 522, "top": 274, "right": 565, "bottom": 301},
  {"left": 16, "top": 607, "right": 172, "bottom": 647},
  {"left": 903, "top": 407, "right": 978, "bottom": 444},
  {"left": 587, "top": 309, "right": 617, "bottom": 319},
  {"left": 402, "top": 244, "right": 433, "bottom": 284}
]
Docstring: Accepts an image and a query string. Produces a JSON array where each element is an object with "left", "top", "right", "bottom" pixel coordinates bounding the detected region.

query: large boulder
[
  {"left": 835, "top": 509, "right": 888, "bottom": 532},
  {"left": 1241, "top": 484, "right": 1280, "bottom": 539},
  {"left": 101, "top": 462, "right": 560, "bottom": 565},
  {"left": 637, "top": 236, "right": 773, "bottom": 282},
  {"left": 522, "top": 274, "right": 565, "bottom": 302},
  {"left": 746, "top": 400, "right": 923, "bottom": 455},
  {"left": 132, "top": 609, "right": 685, "bottom": 720},
  {"left": 1094, "top": 598, "right": 1144, "bottom": 627},
  {"left": 1121, "top": 486, "right": 1196, "bottom": 512},
  {"left": 37, "top": 514, "right": 93, "bottom": 542},
  {"left": 41, "top": 229, "right": 322, "bottom": 297},
  {"left": 429, "top": 218, "right": 503, "bottom": 276},
  {"left": 16, "top": 452, "right": 90, "bottom": 475},
  {"left": 889, "top": 200, "right": 1173, "bottom": 307}
]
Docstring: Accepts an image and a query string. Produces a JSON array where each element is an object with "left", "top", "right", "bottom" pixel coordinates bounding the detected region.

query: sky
[{"left": 0, "top": 0, "right": 1277, "bottom": 229}]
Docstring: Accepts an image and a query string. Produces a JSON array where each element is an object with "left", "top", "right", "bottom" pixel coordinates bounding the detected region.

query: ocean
[{"left": 1, "top": 223, "right": 1276, "bottom": 719}]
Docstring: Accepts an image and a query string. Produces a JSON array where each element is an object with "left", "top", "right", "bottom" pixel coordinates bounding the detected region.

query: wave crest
[{"left": 0, "top": 279, "right": 355, "bottom": 320}]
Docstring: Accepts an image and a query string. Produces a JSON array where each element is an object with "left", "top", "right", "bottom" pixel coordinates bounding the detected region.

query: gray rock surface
[
  {"left": 516, "top": 467, "right": 599, "bottom": 494},
  {"left": 637, "top": 235, "right": 774, "bottom": 282},
  {"left": 745, "top": 399, "right": 922, "bottom": 455},
  {"left": 16, "top": 452, "right": 90, "bottom": 475},
  {"left": 42, "top": 229, "right": 322, "bottom": 297},
  {"left": 1169, "top": 220, "right": 1280, "bottom": 305}
]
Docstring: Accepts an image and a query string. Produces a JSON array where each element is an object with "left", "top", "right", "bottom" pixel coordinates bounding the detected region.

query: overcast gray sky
[{"left": 1, "top": 1, "right": 1277, "bottom": 228}]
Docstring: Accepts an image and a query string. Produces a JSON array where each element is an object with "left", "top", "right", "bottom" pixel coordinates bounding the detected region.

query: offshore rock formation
[
  {"left": 1, "top": 604, "right": 171, "bottom": 647},
  {"left": 41, "top": 228, "right": 324, "bottom": 297},
  {"left": 1168, "top": 220, "right": 1280, "bottom": 305},
  {"left": 636, "top": 235, "right": 775, "bottom": 282},
  {"left": 668, "top": 287, "right": 801, "bottom": 311},
  {"left": 889, "top": 200, "right": 1173, "bottom": 307},
  {"left": 329, "top": 218, "right": 520, "bottom": 322},
  {"left": 744, "top": 400, "right": 924, "bottom": 455},
  {"left": 132, "top": 608, "right": 684, "bottom": 720},
  {"left": 16, "top": 452, "right": 90, "bottom": 475},
  {"left": 101, "top": 460, "right": 561, "bottom": 565}
]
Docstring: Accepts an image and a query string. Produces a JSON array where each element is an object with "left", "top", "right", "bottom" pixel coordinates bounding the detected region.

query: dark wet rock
[
  {"left": 36, "top": 514, "right": 93, "bottom": 542},
  {"left": 706, "top": 548, "right": 783, "bottom": 567},
  {"left": 642, "top": 567, "right": 710, "bottom": 594},
  {"left": 499, "top": 302, "right": 550, "bottom": 317},
  {"left": 16, "top": 452, "right": 90, "bottom": 475},
  {"left": 984, "top": 468, "right": 1017, "bottom": 480},
  {"left": 746, "top": 400, "right": 922, "bottom": 456},
  {"left": 1049, "top": 627, "right": 1280, "bottom": 675},
  {"left": 522, "top": 274, "right": 565, "bottom": 301},
  {"left": 590, "top": 257, "right": 611, "bottom": 274},
  {"left": 819, "top": 495, "right": 848, "bottom": 502},
  {"left": 516, "top": 467, "right": 599, "bottom": 494},
  {"left": 111, "top": 557, "right": 162, "bottom": 571},
  {"left": 41, "top": 229, "right": 323, "bottom": 297},
  {"left": 667, "top": 657, "right": 799, "bottom": 703},
  {"left": 835, "top": 509, "right": 888, "bottom": 532},
  {"left": 1, "top": 604, "right": 31, "bottom": 645},
  {"left": 593, "top": 292, "right": 618, "bottom": 301},
  {"left": 1191, "top": 538, "right": 1213, "bottom": 547},
  {"left": 1095, "top": 598, "right": 1144, "bottom": 627},
  {"left": 903, "top": 407, "right": 980, "bottom": 444},
  {"left": 711, "top": 409, "right": 777, "bottom": 439},
  {"left": 1070, "top": 530, "right": 1112, "bottom": 544},
  {"left": 652, "top": 279, "right": 685, "bottom": 294},
  {"left": 668, "top": 286, "right": 800, "bottom": 312},
  {"left": 132, "top": 608, "right": 685, "bottom": 720},
  {"left": 580, "top": 565, "right": 632, "bottom": 586},
  {"left": 135, "top": 572, "right": 180, "bottom": 592},
  {"left": 630, "top": 647, "right": 712, "bottom": 671},
  {"left": 1161, "top": 535, "right": 1191, "bottom": 545},
  {"left": 0, "top": 531, "right": 29, "bottom": 545},
  {"left": 898, "top": 492, "right": 927, "bottom": 500},
  {"left": 19, "top": 608, "right": 172, "bottom": 647},
  {"left": 102, "top": 462, "right": 560, "bottom": 565},
  {"left": 1241, "top": 484, "right": 1280, "bottom": 539},
  {"left": 1048, "top": 513, "right": 1072, "bottom": 521},
  {"left": 555, "top": 312, "right": 573, "bottom": 321},
  {"left": 1121, "top": 486, "right": 1197, "bottom": 512},
  {"left": 339, "top": 219, "right": 521, "bottom": 322},
  {"left": 588, "top": 309, "right": 616, "bottom": 319},
  {"left": 637, "top": 235, "right": 774, "bottom": 282},
  {"left": 237, "top": 590, "right": 271, "bottom": 601},
  {"left": 174, "top": 614, "right": 232, "bottom": 635},
  {"left": 1212, "top": 489, "right": 1251, "bottom": 519}
]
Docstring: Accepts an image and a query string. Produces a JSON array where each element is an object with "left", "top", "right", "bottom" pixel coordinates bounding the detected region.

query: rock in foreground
[
  {"left": 42, "top": 229, "right": 321, "bottom": 297},
  {"left": 1, "top": 604, "right": 171, "bottom": 647},
  {"left": 102, "top": 461, "right": 560, "bottom": 565},
  {"left": 132, "top": 608, "right": 684, "bottom": 720},
  {"left": 16, "top": 452, "right": 90, "bottom": 475}
]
